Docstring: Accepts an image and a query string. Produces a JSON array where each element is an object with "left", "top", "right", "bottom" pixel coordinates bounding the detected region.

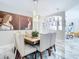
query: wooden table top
[
  {"left": 24, "top": 37, "right": 40, "bottom": 42},
  {"left": 24, "top": 36, "right": 40, "bottom": 45}
]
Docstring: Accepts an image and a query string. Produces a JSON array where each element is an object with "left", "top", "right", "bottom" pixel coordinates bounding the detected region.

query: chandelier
[
  {"left": 32, "top": 0, "right": 39, "bottom": 31},
  {"left": 33, "top": 0, "right": 39, "bottom": 21}
]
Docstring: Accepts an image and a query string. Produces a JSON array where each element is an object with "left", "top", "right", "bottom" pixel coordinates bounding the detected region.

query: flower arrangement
[{"left": 32, "top": 31, "right": 39, "bottom": 37}]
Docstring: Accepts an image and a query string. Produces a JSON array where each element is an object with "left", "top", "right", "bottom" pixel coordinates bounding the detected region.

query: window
[
  {"left": 41, "top": 16, "right": 63, "bottom": 33},
  {"left": 57, "top": 16, "right": 62, "bottom": 30}
]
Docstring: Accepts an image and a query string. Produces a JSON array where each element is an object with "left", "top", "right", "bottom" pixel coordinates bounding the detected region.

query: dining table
[{"left": 24, "top": 36, "right": 40, "bottom": 45}]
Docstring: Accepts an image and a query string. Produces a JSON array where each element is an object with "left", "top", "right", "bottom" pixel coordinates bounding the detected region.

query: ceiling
[{"left": 0, "top": 0, "right": 79, "bottom": 16}]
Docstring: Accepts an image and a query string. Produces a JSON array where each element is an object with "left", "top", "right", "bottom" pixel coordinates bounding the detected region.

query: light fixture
[
  {"left": 33, "top": 0, "right": 39, "bottom": 31},
  {"left": 33, "top": 0, "right": 38, "bottom": 4},
  {"left": 33, "top": 0, "right": 38, "bottom": 21}
]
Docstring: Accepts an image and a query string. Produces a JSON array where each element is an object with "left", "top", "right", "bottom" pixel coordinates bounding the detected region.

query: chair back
[
  {"left": 0, "top": 31, "right": 15, "bottom": 46},
  {"left": 50, "top": 33, "right": 56, "bottom": 47},
  {"left": 40, "top": 33, "right": 50, "bottom": 52},
  {"left": 15, "top": 32, "right": 25, "bottom": 57}
]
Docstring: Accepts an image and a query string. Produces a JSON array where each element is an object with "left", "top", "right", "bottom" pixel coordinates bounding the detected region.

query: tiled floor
[
  {"left": 65, "top": 37, "right": 79, "bottom": 59},
  {"left": 35, "top": 37, "right": 79, "bottom": 59}
]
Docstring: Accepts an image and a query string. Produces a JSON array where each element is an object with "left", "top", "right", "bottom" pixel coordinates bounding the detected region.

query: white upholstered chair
[
  {"left": 46, "top": 33, "right": 56, "bottom": 57},
  {"left": 15, "top": 32, "right": 37, "bottom": 59},
  {"left": 50, "top": 33, "right": 56, "bottom": 51},
  {"left": 0, "top": 31, "right": 15, "bottom": 59},
  {"left": 35, "top": 33, "right": 56, "bottom": 59}
]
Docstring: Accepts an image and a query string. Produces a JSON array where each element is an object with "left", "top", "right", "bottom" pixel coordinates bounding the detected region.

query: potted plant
[{"left": 32, "top": 31, "right": 39, "bottom": 38}]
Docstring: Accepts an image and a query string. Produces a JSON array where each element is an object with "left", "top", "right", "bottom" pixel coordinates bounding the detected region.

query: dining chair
[
  {"left": 0, "top": 31, "right": 15, "bottom": 59},
  {"left": 35, "top": 33, "right": 53, "bottom": 59},
  {"left": 15, "top": 32, "right": 37, "bottom": 59},
  {"left": 47, "top": 33, "right": 56, "bottom": 56},
  {"left": 50, "top": 33, "right": 56, "bottom": 51}
]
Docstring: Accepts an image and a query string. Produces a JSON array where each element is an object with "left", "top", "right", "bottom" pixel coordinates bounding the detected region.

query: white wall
[
  {"left": 0, "top": 1, "right": 32, "bottom": 16},
  {"left": 66, "top": 4, "right": 79, "bottom": 32}
]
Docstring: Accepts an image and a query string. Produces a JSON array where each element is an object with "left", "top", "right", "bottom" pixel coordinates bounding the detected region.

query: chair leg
[
  {"left": 14, "top": 47, "right": 16, "bottom": 54},
  {"left": 15, "top": 50, "right": 19, "bottom": 59},
  {"left": 47, "top": 48, "right": 51, "bottom": 56},
  {"left": 50, "top": 47, "right": 52, "bottom": 49},
  {"left": 15, "top": 50, "right": 22, "bottom": 59},
  {"left": 24, "top": 56, "right": 29, "bottom": 59},
  {"left": 40, "top": 52, "right": 43, "bottom": 59},
  {"left": 22, "top": 57, "right": 25, "bottom": 59},
  {"left": 34, "top": 52, "right": 37, "bottom": 59},
  {"left": 53, "top": 45, "right": 56, "bottom": 51}
]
